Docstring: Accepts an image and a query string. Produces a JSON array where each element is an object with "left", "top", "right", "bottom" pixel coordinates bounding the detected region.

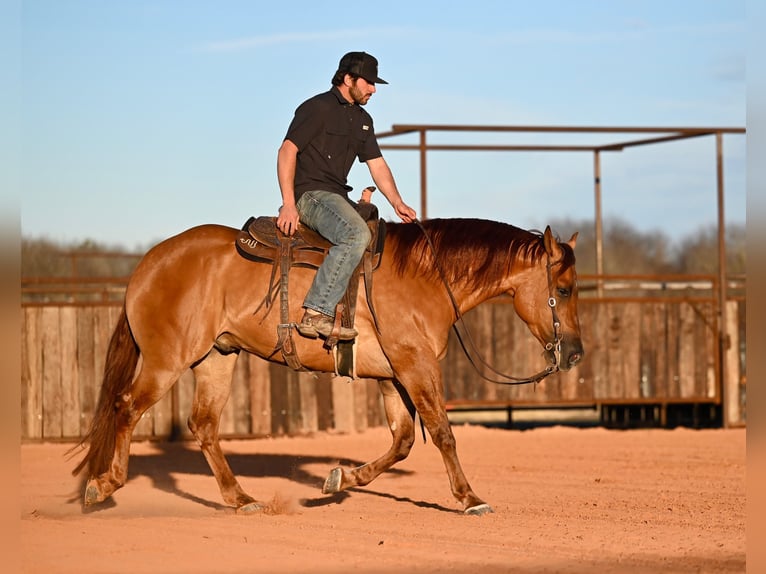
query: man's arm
[
  {"left": 276, "top": 139, "right": 300, "bottom": 236},
  {"left": 366, "top": 156, "right": 417, "bottom": 222}
]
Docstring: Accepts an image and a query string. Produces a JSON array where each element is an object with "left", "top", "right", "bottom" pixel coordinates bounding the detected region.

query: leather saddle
[
  {"left": 234, "top": 203, "right": 386, "bottom": 376},
  {"left": 236, "top": 212, "right": 385, "bottom": 271}
]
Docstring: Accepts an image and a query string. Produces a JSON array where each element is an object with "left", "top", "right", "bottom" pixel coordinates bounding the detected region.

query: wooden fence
[
  {"left": 21, "top": 304, "right": 388, "bottom": 441},
  {"left": 20, "top": 280, "right": 746, "bottom": 441},
  {"left": 442, "top": 295, "right": 745, "bottom": 427}
]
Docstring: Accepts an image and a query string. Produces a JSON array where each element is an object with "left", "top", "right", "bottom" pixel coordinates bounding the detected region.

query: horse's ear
[
  {"left": 543, "top": 226, "right": 563, "bottom": 261},
  {"left": 567, "top": 232, "right": 578, "bottom": 250}
]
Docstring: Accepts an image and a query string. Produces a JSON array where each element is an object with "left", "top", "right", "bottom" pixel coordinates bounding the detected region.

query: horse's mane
[{"left": 385, "top": 218, "right": 574, "bottom": 292}]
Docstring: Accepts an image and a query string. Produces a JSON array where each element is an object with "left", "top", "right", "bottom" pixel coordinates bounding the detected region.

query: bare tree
[
  {"left": 546, "top": 217, "right": 745, "bottom": 275},
  {"left": 21, "top": 219, "right": 745, "bottom": 279},
  {"left": 676, "top": 223, "right": 745, "bottom": 274}
]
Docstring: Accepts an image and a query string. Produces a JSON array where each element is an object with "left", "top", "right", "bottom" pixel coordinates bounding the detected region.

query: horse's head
[{"left": 511, "top": 226, "right": 584, "bottom": 371}]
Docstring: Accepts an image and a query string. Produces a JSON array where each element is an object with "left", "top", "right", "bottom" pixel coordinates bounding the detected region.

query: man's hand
[
  {"left": 393, "top": 201, "right": 417, "bottom": 223},
  {"left": 277, "top": 204, "right": 300, "bottom": 236}
]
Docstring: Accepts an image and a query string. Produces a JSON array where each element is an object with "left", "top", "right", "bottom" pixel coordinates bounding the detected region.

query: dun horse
[{"left": 72, "top": 218, "right": 583, "bottom": 515}]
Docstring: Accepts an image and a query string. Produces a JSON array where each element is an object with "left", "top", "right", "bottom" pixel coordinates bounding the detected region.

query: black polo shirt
[{"left": 284, "top": 86, "right": 382, "bottom": 200}]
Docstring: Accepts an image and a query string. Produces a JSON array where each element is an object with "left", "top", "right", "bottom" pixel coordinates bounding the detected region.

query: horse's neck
[
  {"left": 449, "top": 257, "right": 537, "bottom": 314},
  {"left": 452, "top": 285, "right": 506, "bottom": 315}
]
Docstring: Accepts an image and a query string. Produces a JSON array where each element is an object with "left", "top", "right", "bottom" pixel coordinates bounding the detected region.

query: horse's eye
[{"left": 557, "top": 287, "right": 570, "bottom": 298}]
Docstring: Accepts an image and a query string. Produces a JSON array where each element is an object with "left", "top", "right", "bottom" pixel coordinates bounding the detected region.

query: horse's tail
[{"left": 70, "top": 306, "right": 139, "bottom": 477}]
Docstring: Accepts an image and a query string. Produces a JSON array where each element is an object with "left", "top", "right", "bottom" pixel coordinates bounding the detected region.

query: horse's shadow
[{"left": 74, "top": 441, "right": 456, "bottom": 514}]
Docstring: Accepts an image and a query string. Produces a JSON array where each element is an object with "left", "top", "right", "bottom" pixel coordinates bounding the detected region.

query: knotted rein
[{"left": 415, "top": 219, "right": 562, "bottom": 386}]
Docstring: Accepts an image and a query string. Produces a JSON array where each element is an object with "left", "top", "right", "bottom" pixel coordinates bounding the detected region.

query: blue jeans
[{"left": 296, "top": 190, "right": 371, "bottom": 317}]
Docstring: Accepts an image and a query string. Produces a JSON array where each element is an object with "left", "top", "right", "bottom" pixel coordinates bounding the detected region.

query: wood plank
[
  {"left": 298, "top": 371, "right": 319, "bottom": 434},
  {"left": 352, "top": 379, "right": 368, "bottom": 433},
  {"left": 638, "top": 303, "right": 660, "bottom": 399},
  {"left": 724, "top": 300, "right": 742, "bottom": 426},
  {"left": 227, "top": 353, "right": 251, "bottom": 435},
  {"left": 443, "top": 318, "right": 469, "bottom": 403},
  {"left": 665, "top": 304, "right": 681, "bottom": 398},
  {"left": 621, "top": 304, "right": 642, "bottom": 399},
  {"left": 364, "top": 379, "right": 384, "bottom": 427},
  {"left": 507, "top": 308, "right": 528, "bottom": 402},
  {"left": 233, "top": 353, "right": 254, "bottom": 434},
  {"left": 76, "top": 307, "right": 97, "bottom": 436},
  {"left": 556, "top": 300, "right": 594, "bottom": 402},
  {"left": 269, "top": 363, "right": 289, "bottom": 436},
  {"left": 657, "top": 302, "right": 670, "bottom": 399},
  {"left": 248, "top": 354, "right": 272, "bottom": 436},
  {"left": 20, "top": 307, "right": 30, "bottom": 439},
  {"left": 677, "top": 303, "right": 697, "bottom": 398},
  {"left": 557, "top": 321, "right": 589, "bottom": 402},
  {"left": 700, "top": 303, "right": 717, "bottom": 398},
  {"left": 21, "top": 307, "right": 43, "bottom": 439},
  {"left": 41, "top": 307, "right": 63, "bottom": 439},
  {"left": 488, "top": 302, "right": 512, "bottom": 404},
  {"left": 315, "top": 372, "right": 334, "bottom": 431},
  {"left": 285, "top": 370, "right": 303, "bottom": 435},
  {"left": 605, "top": 304, "right": 628, "bottom": 399},
  {"left": 219, "top": 353, "right": 249, "bottom": 436},
  {"left": 651, "top": 302, "right": 670, "bottom": 399},
  {"left": 331, "top": 376, "right": 354, "bottom": 433},
  {"left": 474, "top": 303, "right": 496, "bottom": 402},
  {"left": 588, "top": 304, "right": 609, "bottom": 401},
  {"left": 294, "top": 370, "right": 315, "bottom": 435},
  {"left": 60, "top": 307, "right": 80, "bottom": 438}
]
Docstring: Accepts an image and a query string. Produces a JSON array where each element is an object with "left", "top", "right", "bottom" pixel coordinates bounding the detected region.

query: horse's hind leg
[
  {"left": 323, "top": 379, "right": 417, "bottom": 494},
  {"left": 188, "top": 348, "right": 263, "bottom": 514},
  {"left": 84, "top": 358, "right": 180, "bottom": 505}
]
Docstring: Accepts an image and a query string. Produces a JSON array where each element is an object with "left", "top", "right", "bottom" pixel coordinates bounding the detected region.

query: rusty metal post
[
  {"left": 716, "top": 131, "right": 729, "bottom": 425},
  {"left": 419, "top": 128, "right": 428, "bottom": 219},
  {"left": 593, "top": 150, "right": 604, "bottom": 296}
]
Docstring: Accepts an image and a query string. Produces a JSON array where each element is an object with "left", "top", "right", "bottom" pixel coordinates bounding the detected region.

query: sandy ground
[{"left": 20, "top": 424, "right": 745, "bottom": 574}]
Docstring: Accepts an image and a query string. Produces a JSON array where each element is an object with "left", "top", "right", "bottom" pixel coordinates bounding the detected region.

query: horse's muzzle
[
  {"left": 560, "top": 339, "right": 584, "bottom": 371},
  {"left": 546, "top": 339, "right": 584, "bottom": 372}
]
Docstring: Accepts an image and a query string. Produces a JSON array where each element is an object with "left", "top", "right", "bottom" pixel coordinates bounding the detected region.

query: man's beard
[{"left": 349, "top": 82, "right": 371, "bottom": 105}]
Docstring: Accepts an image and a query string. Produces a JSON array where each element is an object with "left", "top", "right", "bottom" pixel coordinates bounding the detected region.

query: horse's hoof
[
  {"left": 464, "top": 503, "right": 494, "bottom": 516},
  {"left": 322, "top": 467, "right": 343, "bottom": 494},
  {"left": 84, "top": 483, "right": 102, "bottom": 506},
  {"left": 236, "top": 502, "right": 265, "bottom": 515}
]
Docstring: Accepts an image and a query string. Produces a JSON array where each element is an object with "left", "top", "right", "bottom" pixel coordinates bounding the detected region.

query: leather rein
[{"left": 415, "top": 220, "right": 562, "bottom": 386}]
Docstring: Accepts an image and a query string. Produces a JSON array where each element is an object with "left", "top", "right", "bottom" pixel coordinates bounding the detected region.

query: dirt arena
[{"left": 20, "top": 424, "right": 745, "bottom": 573}]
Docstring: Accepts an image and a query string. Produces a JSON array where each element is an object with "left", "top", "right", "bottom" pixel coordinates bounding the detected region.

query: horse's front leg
[
  {"left": 399, "top": 360, "right": 493, "bottom": 515},
  {"left": 323, "top": 379, "right": 416, "bottom": 493}
]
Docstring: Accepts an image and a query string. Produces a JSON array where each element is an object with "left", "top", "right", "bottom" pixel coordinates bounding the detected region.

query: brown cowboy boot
[{"left": 296, "top": 309, "right": 357, "bottom": 341}]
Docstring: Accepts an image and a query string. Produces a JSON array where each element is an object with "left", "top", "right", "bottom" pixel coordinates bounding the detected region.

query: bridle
[{"left": 415, "top": 220, "right": 563, "bottom": 386}]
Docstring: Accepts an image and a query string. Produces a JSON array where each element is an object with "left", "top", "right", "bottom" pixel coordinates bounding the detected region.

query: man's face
[{"left": 348, "top": 76, "right": 376, "bottom": 105}]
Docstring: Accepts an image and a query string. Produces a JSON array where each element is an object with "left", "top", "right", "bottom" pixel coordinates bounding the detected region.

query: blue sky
[{"left": 18, "top": 0, "right": 746, "bottom": 250}]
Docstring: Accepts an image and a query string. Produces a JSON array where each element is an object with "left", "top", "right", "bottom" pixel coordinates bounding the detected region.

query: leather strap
[
  {"left": 324, "top": 303, "right": 344, "bottom": 349},
  {"left": 275, "top": 235, "right": 304, "bottom": 370}
]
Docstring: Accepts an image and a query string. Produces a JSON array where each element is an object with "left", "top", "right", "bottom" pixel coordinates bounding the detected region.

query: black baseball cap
[{"left": 336, "top": 52, "right": 388, "bottom": 85}]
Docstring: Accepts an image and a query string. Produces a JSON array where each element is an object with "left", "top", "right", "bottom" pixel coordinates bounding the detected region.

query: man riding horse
[{"left": 275, "top": 51, "right": 417, "bottom": 341}]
